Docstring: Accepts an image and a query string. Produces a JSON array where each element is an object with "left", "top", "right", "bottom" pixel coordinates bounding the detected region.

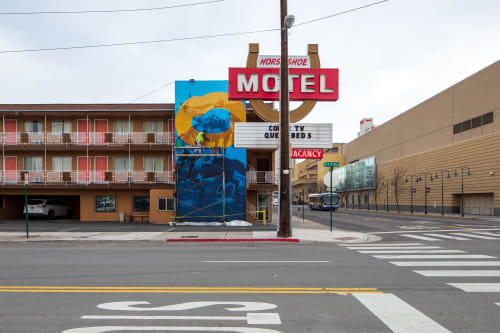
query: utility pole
[{"left": 278, "top": 0, "right": 291, "bottom": 237}]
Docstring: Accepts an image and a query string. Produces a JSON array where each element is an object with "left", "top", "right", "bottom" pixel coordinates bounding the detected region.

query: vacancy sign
[
  {"left": 228, "top": 67, "right": 339, "bottom": 101},
  {"left": 291, "top": 148, "right": 324, "bottom": 159}
]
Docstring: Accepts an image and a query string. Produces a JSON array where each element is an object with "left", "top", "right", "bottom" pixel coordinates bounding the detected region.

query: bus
[{"left": 308, "top": 192, "right": 339, "bottom": 211}]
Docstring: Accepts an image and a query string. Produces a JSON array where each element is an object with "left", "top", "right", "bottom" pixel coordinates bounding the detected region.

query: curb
[{"left": 166, "top": 238, "right": 300, "bottom": 243}]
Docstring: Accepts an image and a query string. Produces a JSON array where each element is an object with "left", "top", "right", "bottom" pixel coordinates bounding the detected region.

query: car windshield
[{"left": 28, "top": 199, "right": 45, "bottom": 205}]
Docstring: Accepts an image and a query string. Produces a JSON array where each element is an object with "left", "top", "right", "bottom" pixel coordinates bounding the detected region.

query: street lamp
[
  {"left": 416, "top": 173, "right": 433, "bottom": 214},
  {"left": 454, "top": 166, "right": 471, "bottom": 217},
  {"left": 405, "top": 174, "right": 419, "bottom": 214},
  {"left": 278, "top": 0, "right": 293, "bottom": 238},
  {"left": 433, "top": 169, "right": 450, "bottom": 216}
]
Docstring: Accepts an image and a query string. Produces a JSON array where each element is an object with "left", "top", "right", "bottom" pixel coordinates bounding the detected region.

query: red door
[
  {"left": 77, "top": 157, "right": 90, "bottom": 183},
  {"left": 77, "top": 120, "right": 90, "bottom": 145},
  {"left": 5, "top": 119, "right": 17, "bottom": 145},
  {"left": 94, "top": 120, "right": 107, "bottom": 145},
  {"left": 94, "top": 157, "right": 108, "bottom": 183},
  {"left": 4, "top": 157, "right": 17, "bottom": 183}
]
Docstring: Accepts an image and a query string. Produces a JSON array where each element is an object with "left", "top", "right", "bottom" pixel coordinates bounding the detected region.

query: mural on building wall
[{"left": 175, "top": 81, "right": 246, "bottom": 222}]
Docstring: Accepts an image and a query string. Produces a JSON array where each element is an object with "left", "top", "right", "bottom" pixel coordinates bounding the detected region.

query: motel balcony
[
  {"left": 0, "top": 170, "right": 175, "bottom": 187},
  {"left": 0, "top": 132, "right": 175, "bottom": 147},
  {"left": 246, "top": 171, "right": 278, "bottom": 190}
]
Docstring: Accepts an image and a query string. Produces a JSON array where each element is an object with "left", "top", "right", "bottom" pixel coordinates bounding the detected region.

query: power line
[
  {"left": 0, "top": 0, "right": 224, "bottom": 15},
  {"left": 0, "top": 28, "right": 279, "bottom": 54},
  {"left": 294, "top": 0, "right": 389, "bottom": 27},
  {"left": 129, "top": 80, "right": 175, "bottom": 103},
  {"left": 0, "top": 0, "right": 388, "bottom": 55}
]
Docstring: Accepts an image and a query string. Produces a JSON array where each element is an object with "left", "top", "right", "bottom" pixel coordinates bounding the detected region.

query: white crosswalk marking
[
  {"left": 347, "top": 246, "right": 442, "bottom": 250},
  {"left": 473, "top": 231, "right": 500, "bottom": 237},
  {"left": 390, "top": 261, "right": 500, "bottom": 267},
  {"left": 354, "top": 293, "right": 451, "bottom": 333},
  {"left": 415, "top": 270, "right": 500, "bottom": 277},
  {"left": 400, "top": 234, "right": 442, "bottom": 241},
  {"left": 372, "top": 254, "right": 496, "bottom": 259},
  {"left": 450, "top": 233, "right": 499, "bottom": 240},
  {"left": 447, "top": 283, "right": 500, "bottom": 292},
  {"left": 358, "top": 250, "right": 464, "bottom": 254},
  {"left": 424, "top": 234, "right": 470, "bottom": 240}
]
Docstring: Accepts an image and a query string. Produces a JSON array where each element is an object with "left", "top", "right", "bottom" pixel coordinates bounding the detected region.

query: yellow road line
[
  {"left": 0, "top": 286, "right": 378, "bottom": 290},
  {"left": 0, "top": 286, "right": 382, "bottom": 294}
]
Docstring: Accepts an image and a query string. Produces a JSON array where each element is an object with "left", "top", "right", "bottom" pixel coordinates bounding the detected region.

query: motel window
[
  {"left": 96, "top": 196, "right": 116, "bottom": 212},
  {"left": 23, "top": 120, "right": 42, "bottom": 133},
  {"left": 158, "top": 198, "right": 174, "bottom": 211},
  {"left": 143, "top": 120, "right": 163, "bottom": 134},
  {"left": 52, "top": 120, "right": 72, "bottom": 133},
  {"left": 133, "top": 196, "right": 150, "bottom": 212},
  {"left": 482, "top": 112, "right": 493, "bottom": 125},
  {"left": 364, "top": 194, "right": 369, "bottom": 204},
  {"left": 52, "top": 157, "right": 72, "bottom": 171},
  {"left": 114, "top": 120, "right": 132, "bottom": 134},
  {"left": 346, "top": 196, "right": 349, "bottom": 204},
  {"left": 23, "top": 157, "right": 43, "bottom": 171},
  {"left": 144, "top": 157, "right": 164, "bottom": 172},
  {"left": 114, "top": 157, "right": 134, "bottom": 172}
]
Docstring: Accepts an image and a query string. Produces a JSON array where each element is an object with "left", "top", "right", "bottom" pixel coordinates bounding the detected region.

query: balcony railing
[
  {"left": 246, "top": 171, "right": 276, "bottom": 185},
  {"left": 0, "top": 132, "right": 175, "bottom": 146},
  {"left": 1, "top": 170, "right": 174, "bottom": 185}
]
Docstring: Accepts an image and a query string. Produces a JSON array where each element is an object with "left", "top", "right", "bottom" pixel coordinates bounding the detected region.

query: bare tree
[
  {"left": 393, "top": 167, "right": 406, "bottom": 213},
  {"left": 373, "top": 169, "right": 385, "bottom": 211}
]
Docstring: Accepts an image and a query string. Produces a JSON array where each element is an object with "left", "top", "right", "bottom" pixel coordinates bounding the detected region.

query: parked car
[{"left": 24, "top": 199, "right": 71, "bottom": 219}]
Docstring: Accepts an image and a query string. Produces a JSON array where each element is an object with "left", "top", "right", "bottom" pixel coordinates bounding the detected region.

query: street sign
[{"left": 324, "top": 161, "right": 339, "bottom": 168}]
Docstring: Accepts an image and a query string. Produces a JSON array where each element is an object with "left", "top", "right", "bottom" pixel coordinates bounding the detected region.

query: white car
[{"left": 24, "top": 199, "right": 71, "bottom": 219}]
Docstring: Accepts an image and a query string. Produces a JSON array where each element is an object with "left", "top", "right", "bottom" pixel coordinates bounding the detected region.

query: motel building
[{"left": 0, "top": 102, "right": 278, "bottom": 223}]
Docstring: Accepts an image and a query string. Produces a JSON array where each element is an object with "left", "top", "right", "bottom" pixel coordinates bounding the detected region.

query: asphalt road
[{"left": 3, "top": 210, "right": 500, "bottom": 332}]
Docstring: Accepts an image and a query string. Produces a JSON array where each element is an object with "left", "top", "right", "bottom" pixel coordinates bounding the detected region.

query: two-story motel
[{"left": 0, "top": 103, "right": 277, "bottom": 223}]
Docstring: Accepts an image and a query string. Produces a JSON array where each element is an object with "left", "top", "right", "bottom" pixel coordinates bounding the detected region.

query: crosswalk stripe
[
  {"left": 340, "top": 243, "right": 423, "bottom": 247},
  {"left": 415, "top": 270, "right": 500, "bottom": 277},
  {"left": 447, "top": 283, "right": 500, "bottom": 292},
  {"left": 424, "top": 234, "right": 470, "bottom": 240},
  {"left": 354, "top": 293, "right": 451, "bottom": 333},
  {"left": 347, "top": 246, "right": 442, "bottom": 250},
  {"left": 450, "top": 233, "right": 499, "bottom": 240},
  {"left": 390, "top": 261, "right": 500, "bottom": 267},
  {"left": 358, "top": 250, "right": 464, "bottom": 254},
  {"left": 400, "top": 234, "right": 442, "bottom": 241},
  {"left": 372, "top": 254, "right": 496, "bottom": 259},
  {"left": 472, "top": 231, "right": 500, "bottom": 237}
]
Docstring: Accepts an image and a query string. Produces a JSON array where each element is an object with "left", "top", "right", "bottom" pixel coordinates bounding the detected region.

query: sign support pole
[
  {"left": 24, "top": 181, "right": 29, "bottom": 239},
  {"left": 330, "top": 166, "right": 333, "bottom": 232},
  {"left": 302, "top": 190, "right": 304, "bottom": 222}
]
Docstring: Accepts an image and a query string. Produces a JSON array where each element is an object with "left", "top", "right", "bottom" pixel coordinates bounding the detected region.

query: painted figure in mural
[{"left": 195, "top": 130, "right": 208, "bottom": 146}]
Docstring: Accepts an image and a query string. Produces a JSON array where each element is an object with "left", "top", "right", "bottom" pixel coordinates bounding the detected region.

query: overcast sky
[{"left": 1, "top": 0, "right": 499, "bottom": 142}]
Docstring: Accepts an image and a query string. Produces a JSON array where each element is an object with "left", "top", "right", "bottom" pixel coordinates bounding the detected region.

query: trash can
[{"left": 119, "top": 212, "right": 125, "bottom": 223}]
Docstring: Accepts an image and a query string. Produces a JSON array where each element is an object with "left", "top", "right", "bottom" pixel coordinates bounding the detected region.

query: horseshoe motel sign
[
  {"left": 228, "top": 43, "right": 339, "bottom": 123},
  {"left": 229, "top": 43, "right": 338, "bottom": 153}
]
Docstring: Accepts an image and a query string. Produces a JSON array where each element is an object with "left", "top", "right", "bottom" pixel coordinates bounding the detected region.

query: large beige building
[{"left": 338, "top": 60, "right": 500, "bottom": 216}]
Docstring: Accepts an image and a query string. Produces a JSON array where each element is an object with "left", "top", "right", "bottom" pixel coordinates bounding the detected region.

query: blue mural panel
[{"left": 175, "top": 80, "right": 246, "bottom": 222}]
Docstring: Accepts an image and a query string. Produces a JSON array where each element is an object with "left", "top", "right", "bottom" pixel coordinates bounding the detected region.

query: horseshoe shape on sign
[{"left": 246, "top": 43, "right": 320, "bottom": 123}]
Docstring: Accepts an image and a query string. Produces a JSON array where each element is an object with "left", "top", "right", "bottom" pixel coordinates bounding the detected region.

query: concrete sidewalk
[{"left": 0, "top": 215, "right": 378, "bottom": 244}]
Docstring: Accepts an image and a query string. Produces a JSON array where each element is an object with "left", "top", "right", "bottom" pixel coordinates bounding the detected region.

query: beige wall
[
  {"left": 150, "top": 188, "right": 174, "bottom": 224},
  {"left": 344, "top": 60, "right": 500, "bottom": 164}
]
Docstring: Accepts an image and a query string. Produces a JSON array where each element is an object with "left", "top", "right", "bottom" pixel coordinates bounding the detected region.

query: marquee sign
[
  {"left": 227, "top": 43, "right": 339, "bottom": 122},
  {"left": 291, "top": 148, "right": 324, "bottom": 159},
  {"left": 234, "top": 123, "right": 332, "bottom": 149}
]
